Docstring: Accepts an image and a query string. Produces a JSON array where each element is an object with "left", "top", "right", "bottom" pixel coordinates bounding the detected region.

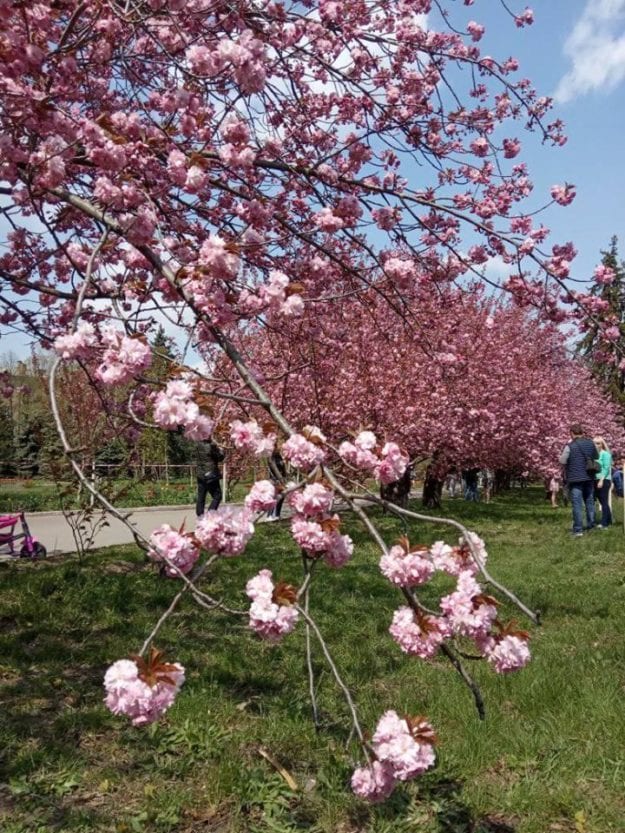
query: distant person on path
[
  {"left": 195, "top": 437, "right": 224, "bottom": 516},
  {"left": 445, "top": 470, "right": 459, "bottom": 498},
  {"left": 463, "top": 468, "right": 479, "bottom": 502},
  {"left": 548, "top": 472, "right": 561, "bottom": 508},
  {"left": 612, "top": 458, "right": 624, "bottom": 498},
  {"left": 593, "top": 436, "right": 613, "bottom": 529},
  {"left": 266, "top": 448, "right": 287, "bottom": 521},
  {"left": 559, "top": 424, "right": 599, "bottom": 537}
]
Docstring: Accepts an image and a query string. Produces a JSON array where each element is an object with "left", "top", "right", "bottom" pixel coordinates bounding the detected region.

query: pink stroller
[{"left": 0, "top": 511, "right": 46, "bottom": 559}]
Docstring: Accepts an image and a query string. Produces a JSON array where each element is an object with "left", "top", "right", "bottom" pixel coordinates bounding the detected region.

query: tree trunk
[
  {"left": 494, "top": 469, "right": 511, "bottom": 492},
  {"left": 380, "top": 463, "right": 413, "bottom": 509},
  {"left": 422, "top": 465, "right": 443, "bottom": 509}
]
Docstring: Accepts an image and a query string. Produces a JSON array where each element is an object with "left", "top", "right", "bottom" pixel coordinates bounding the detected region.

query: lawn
[
  {"left": 0, "top": 479, "right": 253, "bottom": 512},
  {"left": 1, "top": 488, "right": 624, "bottom": 832}
]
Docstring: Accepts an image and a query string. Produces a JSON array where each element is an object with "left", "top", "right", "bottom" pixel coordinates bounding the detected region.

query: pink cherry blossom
[
  {"left": 389, "top": 607, "right": 450, "bottom": 659},
  {"left": 230, "top": 419, "right": 276, "bottom": 457},
  {"left": 53, "top": 322, "right": 98, "bottom": 360},
  {"left": 477, "top": 633, "right": 531, "bottom": 673},
  {"left": 245, "top": 569, "right": 300, "bottom": 642},
  {"left": 440, "top": 571, "right": 498, "bottom": 638},
  {"left": 467, "top": 21, "right": 485, "bottom": 42},
  {"left": 195, "top": 506, "right": 254, "bottom": 556},
  {"left": 104, "top": 657, "right": 185, "bottom": 726},
  {"left": 282, "top": 432, "right": 326, "bottom": 471},
  {"left": 291, "top": 516, "right": 331, "bottom": 553},
  {"left": 593, "top": 264, "right": 615, "bottom": 286},
  {"left": 503, "top": 138, "right": 521, "bottom": 159},
  {"left": 244, "top": 479, "right": 277, "bottom": 512},
  {"left": 380, "top": 544, "right": 434, "bottom": 587},
  {"left": 148, "top": 523, "right": 199, "bottom": 577},
  {"left": 371, "top": 710, "right": 436, "bottom": 782},
  {"left": 198, "top": 235, "right": 240, "bottom": 281},
  {"left": 289, "top": 483, "right": 334, "bottom": 516},
  {"left": 323, "top": 531, "right": 354, "bottom": 568},
  {"left": 351, "top": 760, "right": 397, "bottom": 803},
  {"left": 551, "top": 183, "right": 576, "bottom": 206},
  {"left": 96, "top": 331, "right": 152, "bottom": 386},
  {"left": 153, "top": 380, "right": 214, "bottom": 441}
]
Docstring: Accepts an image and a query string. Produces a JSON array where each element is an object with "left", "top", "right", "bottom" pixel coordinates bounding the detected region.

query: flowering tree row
[
  {"left": 219, "top": 283, "right": 625, "bottom": 486},
  {"left": 0, "top": 0, "right": 615, "bottom": 803}
]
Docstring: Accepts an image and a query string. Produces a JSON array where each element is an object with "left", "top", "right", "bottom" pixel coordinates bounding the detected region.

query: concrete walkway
[
  {"left": 1, "top": 504, "right": 200, "bottom": 558},
  {"left": 0, "top": 491, "right": 423, "bottom": 559}
]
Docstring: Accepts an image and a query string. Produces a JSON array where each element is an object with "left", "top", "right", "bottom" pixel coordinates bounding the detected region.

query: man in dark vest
[
  {"left": 559, "top": 424, "right": 599, "bottom": 537},
  {"left": 195, "top": 437, "right": 224, "bottom": 516}
]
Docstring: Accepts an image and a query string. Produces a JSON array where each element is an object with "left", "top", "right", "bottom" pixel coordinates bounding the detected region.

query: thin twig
[
  {"left": 302, "top": 557, "right": 320, "bottom": 729},
  {"left": 296, "top": 604, "right": 369, "bottom": 759},
  {"left": 344, "top": 491, "right": 540, "bottom": 625}
]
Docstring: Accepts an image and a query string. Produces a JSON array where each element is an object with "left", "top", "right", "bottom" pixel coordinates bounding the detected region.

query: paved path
[
  {"left": 1, "top": 504, "right": 199, "bottom": 558},
  {"left": 0, "top": 491, "right": 423, "bottom": 559}
]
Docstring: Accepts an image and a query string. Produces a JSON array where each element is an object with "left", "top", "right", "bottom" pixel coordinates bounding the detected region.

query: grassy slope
[{"left": 1, "top": 488, "right": 624, "bottom": 833}]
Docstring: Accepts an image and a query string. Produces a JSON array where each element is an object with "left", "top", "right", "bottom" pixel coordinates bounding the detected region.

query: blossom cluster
[
  {"left": 152, "top": 379, "right": 214, "bottom": 440},
  {"left": 379, "top": 534, "right": 530, "bottom": 673},
  {"left": 282, "top": 427, "right": 327, "bottom": 471},
  {"left": 338, "top": 431, "right": 408, "bottom": 484},
  {"left": 291, "top": 514, "right": 354, "bottom": 568},
  {"left": 244, "top": 479, "right": 277, "bottom": 512},
  {"left": 230, "top": 419, "right": 276, "bottom": 457},
  {"left": 351, "top": 710, "right": 436, "bottom": 802},
  {"left": 477, "top": 632, "right": 531, "bottom": 674},
  {"left": 440, "top": 571, "right": 499, "bottom": 638},
  {"left": 195, "top": 505, "right": 254, "bottom": 556},
  {"left": 96, "top": 327, "right": 152, "bottom": 386},
  {"left": 287, "top": 483, "right": 353, "bottom": 568},
  {"left": 380, "top": 539, "right": 434, "bottom": 587},
  {"left": 53, "top": 321, "right": 98, "bottom": 361},
  {"left": 104, "top": 655, "right": 185, "bottom": 727},
  {"left": 258, "top": 270, "right": 305, "bottom": 317},
  {"left": 245, "top": 569, "right": 300, "bottom": 642},
  {"left": 148, "top": 523, "right": 199, "bottom": 578}
]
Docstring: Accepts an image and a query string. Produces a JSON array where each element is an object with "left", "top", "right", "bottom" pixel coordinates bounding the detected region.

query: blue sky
[
  {"left": 468, "top": 0, "right": 625, "bottom": 283},
  {"left": 2, "top": 0, "right": 625, "bottom": 359}
]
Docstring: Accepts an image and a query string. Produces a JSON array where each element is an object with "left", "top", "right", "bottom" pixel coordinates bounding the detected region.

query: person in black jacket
[
  {"left": 195, "top": 438, "right": 224, "bottom": 516},
  {"left": 559, "top": 424, "right": 599, "bottom": 536},
  {"left": 266, "top": 448, "right": 287, "bottom": 520}
]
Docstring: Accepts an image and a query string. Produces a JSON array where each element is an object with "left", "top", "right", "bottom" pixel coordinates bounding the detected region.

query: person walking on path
[
  {"left": 559, "top": 424, "right": 599, "bottom": 537},
  {"left": 195, "top": 437, "right": 224, "bottom": 516},
  {"left": 593, "top": 436, "right": 613, "bottom": 529},
  {"left": 463, "top": 468, "right": 480, "bottom": 502},
  {"left": 548, "top": 472, "right": 561, "bottom": 508},
  {"left": 266, "top": 448, "right": 287, "bottom": 521}
]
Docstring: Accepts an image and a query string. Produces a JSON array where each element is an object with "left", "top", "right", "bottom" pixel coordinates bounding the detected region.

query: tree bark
[
  {"left": 380, "top": 463, "right": 413, "bottom": 509},
  {"left": 422, "top": 465, "right": 443, "bottom": 509}
]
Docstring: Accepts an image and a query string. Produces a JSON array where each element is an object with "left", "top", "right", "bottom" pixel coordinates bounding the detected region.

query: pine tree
[
  {"left": 579, "top": 237, "right": 625, "bottom": 409},
  {"left": 0, "top": 401, "right": 15, "bottom": 475}
]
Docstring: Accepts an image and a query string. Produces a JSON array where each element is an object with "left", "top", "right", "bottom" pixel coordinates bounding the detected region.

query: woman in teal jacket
[{"left": 594, "top": 436, "right": 613, "bottom": 529}]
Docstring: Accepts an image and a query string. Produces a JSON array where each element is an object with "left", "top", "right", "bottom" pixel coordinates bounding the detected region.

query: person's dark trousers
[
  {"left": 569, "top": 480, "right": 595, "bottom": 533},
  {"left": 595, "top": 479, "right": 612, "bottom": 527},
  {"left": 268, "top": 495, "right": 285, "bottom": 519},
  {"left": 196, "top": 476, "right": 222, "bottom": 516}
]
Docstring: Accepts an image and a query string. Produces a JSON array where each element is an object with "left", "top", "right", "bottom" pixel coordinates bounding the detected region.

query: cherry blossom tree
[
  {"left": 0, "top": 0, "right": 615, "bottom": 801},
  {"left": 224, "top": 284, "right": 625, "bottom": 504}
]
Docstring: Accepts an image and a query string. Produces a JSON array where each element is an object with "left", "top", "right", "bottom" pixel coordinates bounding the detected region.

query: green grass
[
  {"left": 1, "top": 488, "right": 625, "bottom": 832},
  {"left": 0, "top": 479, "right": 252, "bottom": 512}
]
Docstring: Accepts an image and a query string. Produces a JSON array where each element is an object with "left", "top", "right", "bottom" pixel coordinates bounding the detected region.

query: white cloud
[{"left": 555, "top": 0, "right": 625, "bottom": 103}]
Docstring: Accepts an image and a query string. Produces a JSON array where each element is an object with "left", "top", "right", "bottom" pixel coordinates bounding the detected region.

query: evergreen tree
[
  {"left": 579, "top": 236, "right": 625, "bottom": 409},
  {"left": 15, "top": 416, "right": 44, "bottom": 477},
  {"left": 0, "top": 401, "right": 15, "bottom": 475}
]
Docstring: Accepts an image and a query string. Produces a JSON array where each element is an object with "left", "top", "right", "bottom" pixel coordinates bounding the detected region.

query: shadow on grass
[{"left": 342, "top": 776, "right": 517, "bottom": 833}]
